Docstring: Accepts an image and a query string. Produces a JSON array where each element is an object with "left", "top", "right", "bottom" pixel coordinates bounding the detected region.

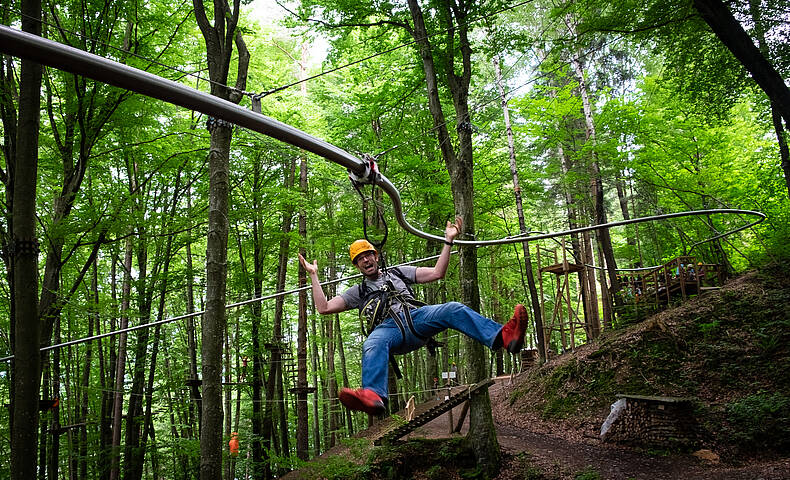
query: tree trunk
[
  {"left": 200, "top": 120, "right": 231, "bottom": 480},
  {"left": 185, "top": 192, "right": 201, "bottom": 442},
  {"left": 223, "top": 324, "right": 232, "bottom": 480},
  {"left": 10, "top": 1, "right": 42, "bottom": 478},
  {"left": 296, "top": 40, "right": 311, "bottom": 461},
  {"left": 406, "top": 0, "right": 500, "bottom": 473},
  {"left": 79, "top": 258, "right": 98, "bottom": 479},
  {"left": 568, "top": 37, "right": 619, "bottom": 329},
  {"left": 99, "top": 256, "right": 118, "bottom": 480},
  {"left": 493, "top": 56, "right": 545, "bottom": 361},
  {"left": 262, "top": 157, "right": 296, "bottom": 476},
  {"left": 325, "top": 233, "right": 338, "bottom": 448},
  {"left": 46, "top": 320, "right": 61, "bottom": 480},
  {"left": 109, "top": 238, "right": 134, "bottom": 480},
  {"left": 490, "top": 252, "right": 504, "bottom": 376},
  {"left": 310, "top": 307, "right": 322, "bottom": 457},
  {"left": 296, "top": 155, "right": 310, "bottom": 460},
  {"left": 123, "top": 162, "right": 153, "bottom": 480},
  {"left": 250, "top": 163, "right": 266, "bottom": 478},
  {"left": 335, "top": 314, "right": 355, "bottom": 435},
  {"left": 191, "top": 1, "right": 249, "bottom": 477},
  {"left": 137, "top": 174, "right": 181, "bottom": 480}
]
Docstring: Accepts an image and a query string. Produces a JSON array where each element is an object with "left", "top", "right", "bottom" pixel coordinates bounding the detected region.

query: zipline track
[
  {"left": 0, "top": 25, "right": 766, "bottom": 248},
  {"left": 374, "top": 379, "right": 495, "bottom": 446}
]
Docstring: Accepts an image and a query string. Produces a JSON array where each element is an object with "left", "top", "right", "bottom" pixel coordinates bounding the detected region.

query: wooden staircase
[{"left": 374, "top": 379, "right": 495, "bottom": 445}]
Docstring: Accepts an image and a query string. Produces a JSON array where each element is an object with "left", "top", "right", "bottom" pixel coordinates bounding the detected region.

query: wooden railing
[{"left": 615, "top": 256, "right": 725, "bottom": 307}]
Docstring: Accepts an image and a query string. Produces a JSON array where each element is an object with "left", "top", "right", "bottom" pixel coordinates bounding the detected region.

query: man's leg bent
[
  {"left": 361, "top": 321, "right": 402, "bottom": 400},
  {"left": 410, "top": 302, "right": 502, "bottom": 348}
]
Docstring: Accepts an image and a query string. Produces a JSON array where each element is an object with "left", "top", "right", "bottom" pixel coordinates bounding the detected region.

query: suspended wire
[
  {"left": 49, "top": 383, "right": 486, "bottom": 408},
  {"left": 259, "top": 0, "right": 540, "bottom": 98},
  {"left": 3, "top": 0, "right": 541, "bottom": 103},
  {"left": 0, "top": 251, "right": 456, "bottom": 362},
  {"left": 0, "top": 1, "right": 225, "bottom": 89}
]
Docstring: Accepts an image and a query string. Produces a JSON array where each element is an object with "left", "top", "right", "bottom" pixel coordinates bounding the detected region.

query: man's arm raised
[
  {"left": 298, "top": 253, "right": 348, "bottom": 314},
  {"left": 415, "top": 216, "right": 462, "bottom": 284}
]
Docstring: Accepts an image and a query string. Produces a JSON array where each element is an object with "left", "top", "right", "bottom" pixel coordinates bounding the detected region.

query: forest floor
[
  {"left": 400, "top": 375, "right": 790, "bottom": 479},
  {"left": 285, "top": 374, "right": 790, "bottom": 479}
]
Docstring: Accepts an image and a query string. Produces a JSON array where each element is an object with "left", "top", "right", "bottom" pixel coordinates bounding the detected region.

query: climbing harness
[
  {"left": 357, "top": 266, "right": 442, "bottom": 379},
  {"left": 358, "top": 267, "right": 425, "bottom": 336}
]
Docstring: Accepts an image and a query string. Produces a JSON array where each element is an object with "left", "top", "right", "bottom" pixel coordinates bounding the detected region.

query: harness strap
[
  {"left": 360, "top": 269, "right": 443, "bottom": 380},
  {"left": 401, "top": 306, "right": 427, "bottom": 341},
  {"left": 389, "top": 310, "right": 408, "bottom": 340},
  {"left": 390, "top": 357, "right": 403, "bottom": 379}
]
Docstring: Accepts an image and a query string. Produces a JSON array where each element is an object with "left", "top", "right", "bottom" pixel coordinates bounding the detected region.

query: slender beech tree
[
  {"left": 109, "top": 238, "right": 133, "bottom": 480},
  {"left": 493, "top": 55, "right": 546, "bottom": 361},
  {"left": 405, "top": 0, "right": 500, "bottom": 472},
  {"left": 262, "top": 156, "right": 296, "bottom": 477},
  {"left": 565, "top": 15, "right": 619, "bottom": 330},
  {"left": 191, "top": 0, "right": 249, "bottom": 477},
  {"left": 10, "top": 3, "right": 43, "bottom": 479},
  {"left": 296, "top": 43, "right": 311, "bottom": 461},
  {"left": 296, "top": 153, "right": 310, "bottom": 460}
]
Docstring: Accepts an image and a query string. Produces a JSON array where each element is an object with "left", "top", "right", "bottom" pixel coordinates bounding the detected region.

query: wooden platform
[{"left": 540, "top": 262, "right": 584, "bottom": 274}]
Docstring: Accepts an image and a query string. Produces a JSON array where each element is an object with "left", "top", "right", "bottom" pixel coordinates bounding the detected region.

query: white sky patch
[{"left": 244, "top": 0, "right": 329, "bottom": 70}]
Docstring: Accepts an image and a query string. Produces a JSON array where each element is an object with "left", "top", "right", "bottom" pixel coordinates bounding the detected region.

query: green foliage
[
  {"left": 696, "top": 319, "right": 719, "bottom": 337},
  {"left": 724, "top": 393, "right": 790, "bottom": 453},
  {"left": 512, "top": 452, "right": 545, "bottom": 479},
  {"left": 574, "top": 466, "right": 603, "bottom": 480}
]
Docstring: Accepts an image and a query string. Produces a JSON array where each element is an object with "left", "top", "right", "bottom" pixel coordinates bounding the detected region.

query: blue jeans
[{"left": 361, "top": 301, "right": 503, "bottom": 399}]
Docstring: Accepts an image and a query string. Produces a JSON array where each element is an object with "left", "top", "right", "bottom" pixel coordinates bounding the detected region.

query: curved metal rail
[{"left": 0, "top": 26, "right": 766, "bottom": 247}]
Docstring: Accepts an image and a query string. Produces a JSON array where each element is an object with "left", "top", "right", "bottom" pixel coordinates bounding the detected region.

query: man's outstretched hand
[
  {"left": 298, "top": 253, "right": 318, "bottom": 275},
  {"left": 445, "top": 216, "right": 463, "bottom": 243}
]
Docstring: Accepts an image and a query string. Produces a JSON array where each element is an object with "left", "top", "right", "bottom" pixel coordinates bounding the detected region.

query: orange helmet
[{"left": 349, "top": 239, "right": 376, "bottom": 263}]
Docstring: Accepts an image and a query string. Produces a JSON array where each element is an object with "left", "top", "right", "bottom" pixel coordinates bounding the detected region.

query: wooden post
[{"left": 447, "top": 387, "right": 454, "bottom": 435}]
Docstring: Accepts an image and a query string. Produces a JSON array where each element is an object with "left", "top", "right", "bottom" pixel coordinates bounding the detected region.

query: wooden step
[{"left": 373, "top": 379, "right": 495, "bottom": 445}]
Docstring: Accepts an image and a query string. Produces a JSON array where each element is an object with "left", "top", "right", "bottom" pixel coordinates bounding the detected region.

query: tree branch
[{"left": 274, "top": 0, "right": 409, "bottom": 31}]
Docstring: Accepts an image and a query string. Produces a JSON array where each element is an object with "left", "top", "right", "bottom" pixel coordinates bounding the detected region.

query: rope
[{"left": 0, "top": 252, "right": 456, "bottom": 362}]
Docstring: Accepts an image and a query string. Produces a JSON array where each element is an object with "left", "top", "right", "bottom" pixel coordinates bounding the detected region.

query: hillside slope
[{"left": 505, "top": 265, "right": 790, "bottom": 458}]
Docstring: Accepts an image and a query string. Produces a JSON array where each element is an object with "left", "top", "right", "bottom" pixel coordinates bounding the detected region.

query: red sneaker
[
  {"left": 338, "top": 387, "right": 386, "bottom": 415},
  {"left": 501, "top": 304, "right": 528, "bottom": 354}
]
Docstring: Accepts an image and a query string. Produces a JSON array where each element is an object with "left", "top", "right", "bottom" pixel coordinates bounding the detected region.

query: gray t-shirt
[{"left": 340, "top": 266, "right": 418, "bottom": 318}]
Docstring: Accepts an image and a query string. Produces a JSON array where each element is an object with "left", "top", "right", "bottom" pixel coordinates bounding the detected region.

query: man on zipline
[{"left": 298, "top": 217, "right": 528, "bottom": 416}]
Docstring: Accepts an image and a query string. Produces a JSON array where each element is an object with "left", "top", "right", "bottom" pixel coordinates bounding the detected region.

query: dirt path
[{"left": 403, "top": 376, "right": 790, "bottom": 479}]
